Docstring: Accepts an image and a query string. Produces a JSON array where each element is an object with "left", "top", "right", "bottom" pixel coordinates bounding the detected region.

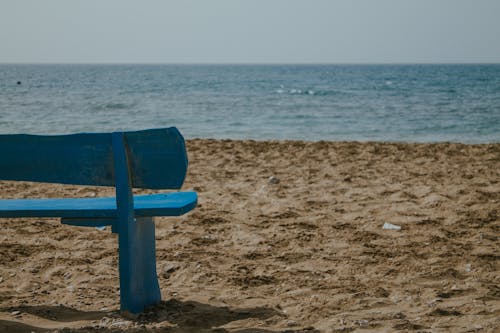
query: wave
[
  {"left": 91, "top": 102, "right": 132, "bottom": 111},
  {"left": 275, "top": 88, "right": 345, "bottom": 96}
]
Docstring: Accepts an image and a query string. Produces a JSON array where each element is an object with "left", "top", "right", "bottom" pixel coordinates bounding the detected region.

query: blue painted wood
[
  {"left": 0, "top": 132, "right": 114, "bottom": 186},
  {"left": 124, "top": 127, "right": 188, "bottom": 189},
  {"left": 0, "top": 192, "right": 197, "bottom": 218},
  {"left": 0, "top": 127, "right": 197, "bottom": 314},
  {"left": 112, "top": 132, "right": 161, "bottom": 314},
  {"left": 61, "top": 217, "right": 116, "bottom": 228},
  {"left": 0, "top": 127, "right": 187, "bottom": 189},
  {"left": 122, "top": 217, "right": 161, "bottom": 313},
  {"left": 64, "top": 216, "right": 161, "bottom": 314}
]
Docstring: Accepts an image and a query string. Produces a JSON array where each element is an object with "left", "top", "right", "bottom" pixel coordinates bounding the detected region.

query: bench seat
[{"left": 0, "top": 191, "right": 197, "bottom": 219}]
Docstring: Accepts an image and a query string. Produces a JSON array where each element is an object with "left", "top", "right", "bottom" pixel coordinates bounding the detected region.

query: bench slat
[
  {"left": 61, "top": 217, "right": 116, "bottom": 228},
  {"left": 0, "top": 192, "right": 197, "bottom": 219},
  {"left": 0, "top": 127, "right": 187, "bottom": 189},
  {"left": 125, "top": 128, "right": 188, "bottom": 189},
  {"left": 0, "top": 132, "right": 114, "bottom": 186}
]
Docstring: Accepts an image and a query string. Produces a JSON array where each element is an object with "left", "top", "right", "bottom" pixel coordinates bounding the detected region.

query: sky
[{"left": 1, "top": 0, "right": 499, "bottom": 64}]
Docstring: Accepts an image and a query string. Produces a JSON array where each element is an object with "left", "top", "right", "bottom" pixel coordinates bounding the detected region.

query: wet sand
[{"left": 0, "top": 140, "right": 499, "bottom": 332}]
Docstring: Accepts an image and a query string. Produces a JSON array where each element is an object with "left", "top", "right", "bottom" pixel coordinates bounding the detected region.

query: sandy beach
[{"left": 0, "top": 139, "right": 498, "bottom": 332}]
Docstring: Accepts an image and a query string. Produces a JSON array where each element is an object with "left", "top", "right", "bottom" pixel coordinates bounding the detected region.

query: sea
[{"left": 1, "top": 64, "right": 499, "bottom": 143}]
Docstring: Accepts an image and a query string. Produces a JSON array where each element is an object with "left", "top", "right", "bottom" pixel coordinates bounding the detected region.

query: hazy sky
[{"left": 1, "top": 0, "right": 499, "bottom": 64}]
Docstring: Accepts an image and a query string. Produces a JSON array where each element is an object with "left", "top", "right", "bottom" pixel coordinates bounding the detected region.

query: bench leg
[{"left": 118, "top": 217, "right": 161, "bottom": 314}]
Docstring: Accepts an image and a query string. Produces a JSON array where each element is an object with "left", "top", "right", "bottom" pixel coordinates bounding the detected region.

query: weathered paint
[
  {"left": 0, "top": 127, "right": 197, "bottom": 314},
  {"left": 0, "top": 192, "right": 197, "bottom": 218},
  {"left": 0, "top": 127, "right": 188, "bottom": 189}
]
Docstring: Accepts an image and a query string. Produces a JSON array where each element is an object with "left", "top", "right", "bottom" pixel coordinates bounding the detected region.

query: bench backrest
[{"left": 0, "top": 127, "right": 187, "bottom": 189}]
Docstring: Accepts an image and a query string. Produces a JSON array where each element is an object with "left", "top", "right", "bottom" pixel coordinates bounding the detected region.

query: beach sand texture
[{"left": 0, "top": 140, "right": 499, "bottom": 332}]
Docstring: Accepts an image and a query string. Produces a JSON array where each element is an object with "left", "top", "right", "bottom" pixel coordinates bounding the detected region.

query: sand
[{"left": 0, "top": 139, "right": 499, "bottom": 332}]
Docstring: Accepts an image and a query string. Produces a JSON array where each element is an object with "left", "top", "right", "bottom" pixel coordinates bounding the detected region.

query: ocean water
[{"left": 1, "top": 64, "right": 499, "bottom": 143}]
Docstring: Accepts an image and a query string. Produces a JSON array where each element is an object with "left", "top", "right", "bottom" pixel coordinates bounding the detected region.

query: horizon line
[{"left": 1, "top": 61, "right": 500, "bottom": 66}]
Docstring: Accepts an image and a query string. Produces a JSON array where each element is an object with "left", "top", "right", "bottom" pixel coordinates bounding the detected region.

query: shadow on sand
[{"left": 0, "top": 299, "right": 319, "bottom": 332}]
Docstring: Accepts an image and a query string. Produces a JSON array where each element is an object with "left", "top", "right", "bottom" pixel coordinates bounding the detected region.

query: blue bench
[{"left": 0, "top": 127, "right": 197, "bottom": 315}]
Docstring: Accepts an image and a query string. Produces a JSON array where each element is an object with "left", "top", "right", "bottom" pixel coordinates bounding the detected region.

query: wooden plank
[
  {"left": 119, "top": 217, "right": 161, "bottom": 314},
  {"left": 0, "top": 192, "right": 197, "bottom": 218},
  {"left": 111, "top": 132, "right": 165, "bottom": 314},
  {"left": 61, "top": 217, "right": 116, "bottom": 227},
  {"left": 112, "top": 131, "right": 143, "bottom": 313},
  {"left": 125, "top": 127, "right": 188, "bottom": 189},
  {"left": 0, "top": 127, "right": 188, "bottom": 189},
  {"left": 0, "top": 132, "right": 114, "bottom": 186}
]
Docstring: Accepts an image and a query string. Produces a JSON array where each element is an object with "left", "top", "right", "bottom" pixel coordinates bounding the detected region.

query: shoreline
[{"left": 188, "top": 137, "right": 500, "bottom": 145}]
